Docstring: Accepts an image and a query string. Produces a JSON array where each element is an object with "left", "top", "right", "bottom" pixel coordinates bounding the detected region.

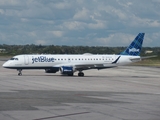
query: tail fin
[{"left": 120, "top": 33, "right": 145, "bottom": 56}]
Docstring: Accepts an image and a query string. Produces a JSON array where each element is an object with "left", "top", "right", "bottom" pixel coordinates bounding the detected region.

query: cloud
[
  {"left": 53, "top": 1, "right": 71, "bottom": 9},
  {"left": 95, "top": 33, "right": 133, "bottom": 46},
  {"left": 49, "top": 31, "right": 64, "bottom": 37},
  {"left": 105, "top": 6, "right": 128, "bottom": 20},
  {"left": 88, "top": 20, "right": 107, "bottom": 29},
  {"left": 0, "top": 9, "right": 5, "bottom": 14},
  {"left": 63, "top": 21, "right": 86, "bottom": 30},
  {"left": 0, "top": 0, "right": 159, "bottom": 46},
  {"left": 28, "top": 31, "right": 37, "bottom": 37},
  {"left": 35, "top": 40, "right": 47, "bottom": 45},
  {"left": 73, "top": 8, "right": 90, "bottom": 20},
  {"left": 0, "top": 0, "right": 22, "bottom": 6},
  {"left": 129, "top": 15, "right": 160, "bottom": 28}
]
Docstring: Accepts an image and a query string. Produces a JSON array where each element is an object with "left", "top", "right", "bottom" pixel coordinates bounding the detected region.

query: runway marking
[{"left": 33, "top": 112, "right": 90, "bottom": 120}]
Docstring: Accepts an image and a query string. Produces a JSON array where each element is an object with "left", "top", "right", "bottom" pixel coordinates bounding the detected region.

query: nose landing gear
[{"left": 17, "top": 69, "right": 22, "bottom": 76}]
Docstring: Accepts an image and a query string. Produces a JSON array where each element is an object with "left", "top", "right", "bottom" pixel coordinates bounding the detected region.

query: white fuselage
[{"left": 3, "top": 54, "right": 140, "bottom": 69}]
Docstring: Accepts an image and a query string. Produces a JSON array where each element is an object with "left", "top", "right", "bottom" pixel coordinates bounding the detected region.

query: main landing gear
[
  {"left": 78, "top": 71, "right": 84, "bottom": 77},
  {"left": 17, "top": 69, "right": 22, "bottom": 76}
]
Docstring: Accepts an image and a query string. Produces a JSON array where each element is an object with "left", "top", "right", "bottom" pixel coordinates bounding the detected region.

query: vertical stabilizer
[{"left": 120, "top": 33, "right": 145, "bottom": 56}]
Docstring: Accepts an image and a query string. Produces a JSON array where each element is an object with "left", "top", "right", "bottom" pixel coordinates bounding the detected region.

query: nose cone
[{"left": 2, "top": 61, "right": 10, "bottom": 68}]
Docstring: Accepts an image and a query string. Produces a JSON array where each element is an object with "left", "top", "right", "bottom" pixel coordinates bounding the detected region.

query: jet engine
[
  {"left": 60, "top": 66, "right": 74, "bottom": 76},
  {"left": 45, "top": 68, "right": 59, "bottom": 73}
]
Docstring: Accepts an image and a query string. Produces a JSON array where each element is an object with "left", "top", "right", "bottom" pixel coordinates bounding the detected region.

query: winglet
[{"left": 120, "top": 33, "right": 145, "bottom": 56}]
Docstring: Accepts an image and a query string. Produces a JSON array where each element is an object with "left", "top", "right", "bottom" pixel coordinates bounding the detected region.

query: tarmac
[{"left": 0, "top": 60, "right": 160, "bottom": 120}]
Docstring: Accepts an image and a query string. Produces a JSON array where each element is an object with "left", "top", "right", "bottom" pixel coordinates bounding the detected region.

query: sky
[{"left": 0, "top": 0, "right": 160, "bottom": 47}]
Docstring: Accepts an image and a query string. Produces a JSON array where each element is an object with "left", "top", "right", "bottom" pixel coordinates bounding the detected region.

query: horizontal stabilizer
[{"left": 141, "top": 55, "right": 157, "bottom": 60}]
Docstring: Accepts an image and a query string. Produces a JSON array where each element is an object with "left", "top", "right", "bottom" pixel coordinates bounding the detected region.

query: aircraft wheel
[
  {"left": 78, "top": 72, "right": 84, "bottom": 77},
  {"left": 17, "top": 69, "right": 22, "bottom": 76},
  {"left": 18, "top": 73, "right": 22, "bottom": 76},
  {"left": 68, "top": 73, "right": 74, "bottom": 76}
]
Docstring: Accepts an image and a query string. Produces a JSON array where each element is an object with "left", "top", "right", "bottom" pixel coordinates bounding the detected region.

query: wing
[{"left": 74, "top": 63, "right": 117, "bottom": 71}]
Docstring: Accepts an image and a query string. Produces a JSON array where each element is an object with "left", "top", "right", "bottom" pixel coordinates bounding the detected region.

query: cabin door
[{"left": 24, "top": 55, "right": 29, "bottom": 65}]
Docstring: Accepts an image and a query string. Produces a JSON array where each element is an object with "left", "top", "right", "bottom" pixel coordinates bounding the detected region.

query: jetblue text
[{"left": 32, "top": 56, "right": 54, "bottom": 64}]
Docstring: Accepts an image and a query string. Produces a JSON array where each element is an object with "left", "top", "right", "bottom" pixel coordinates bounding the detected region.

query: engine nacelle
[
  {"left": 60, "top": 66, "right": 74, "bottom": 75},
  {"left": 45, "top": 68, "right": 59, "bottom": 73}
]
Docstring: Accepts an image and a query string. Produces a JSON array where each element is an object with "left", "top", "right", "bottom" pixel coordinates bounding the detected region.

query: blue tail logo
[{"left": 120, "top": 33, "right": 145, "bottom": 56}]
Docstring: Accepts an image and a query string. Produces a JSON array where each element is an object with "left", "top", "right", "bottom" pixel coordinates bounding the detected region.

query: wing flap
[{"left": 74, "top": 63, "right": 116, "bottom": 71}]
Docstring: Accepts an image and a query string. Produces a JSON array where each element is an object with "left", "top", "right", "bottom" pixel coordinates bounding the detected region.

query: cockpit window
[{"left": 10, "top": 58, "right": 18, "bottom": 60}]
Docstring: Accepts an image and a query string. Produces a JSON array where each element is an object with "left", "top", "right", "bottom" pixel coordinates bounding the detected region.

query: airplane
[{"left": 3, "top": 33, "right": 145, "bottom": 77}]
